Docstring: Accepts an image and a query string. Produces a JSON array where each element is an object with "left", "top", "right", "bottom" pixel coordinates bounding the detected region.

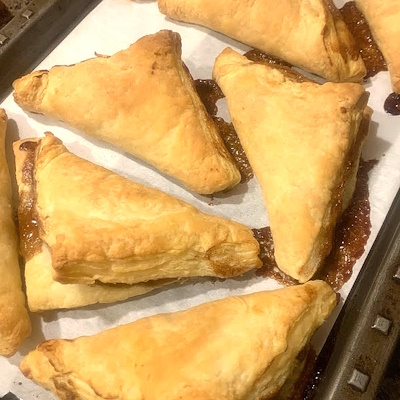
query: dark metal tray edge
[
  {"left": 0, "top": 0, "right": 101, "bottom": 103},
  {"left": 315, "top": 184, "right": 400, "bottom": 399}
]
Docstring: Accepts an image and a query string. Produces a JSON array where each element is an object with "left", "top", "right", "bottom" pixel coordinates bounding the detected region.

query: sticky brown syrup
[
  {"left": 253, "top": 159, "right": 375, "bottom": 291},
  {"left": 18, "top": 141, "right": 42, "bottom": 260},
  {"left": 213, "top": 117, "right": 253, "bottom": 183},
  {"left": 244, "top": 49, "right": 292, "bottom": 68},
  {"left": 195, "top": 79, "right": 253, "bottom": 182},
  {"left": 339, "top": 2, "right": 400, "bottom": 116},
  {"left": 384, "top": 93, "right": 400, "bottom": 115},
  {"left": 244, "top": 49, "right": 312, "bottom": 83},
  {"left": 340, "top": 1, "right": 387, "bottom": 79},
  {"left": 194, "top": 79, "right": 224, "bottom": 116},
  {"left": 316, "top": 159, "right": 376, "bottom": 290},
  {"left": 252, "top": 227, "right": 297, "bottom": 286}
]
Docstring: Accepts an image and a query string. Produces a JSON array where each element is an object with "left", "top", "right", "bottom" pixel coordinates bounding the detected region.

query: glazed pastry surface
[
  {"left": 213, "top": 48, "right": 369, "bottom": 282},
  {"left": 14, "top": 133, "right": 260, "bottom": 291},
  {"left": 12, "top": 30, "right": 240, "bottom": 194},
  {"left": 355, "top": 0, "right": 400, "bottom": 92},
  {"left": 20, "top": 280, "right": 337, "bottom": 400},
  {"left": 0, "top": 108, "right": 31, "bottom": 356},
  {"left": 158, "top": 0, "right": 366, "bottom": 82}
]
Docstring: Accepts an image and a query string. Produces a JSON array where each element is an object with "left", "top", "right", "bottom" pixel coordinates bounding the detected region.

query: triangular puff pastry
[
  {"left": 213, "top": 48, "right": 370, "bottom": 283},
  {"left": 15, "top": 136, "right": 176, "bottom": 312},
  {"left": 14, "top": 133, "right": 260, "bottom": 295},
  {"left": 12, "top": 30, "right": 240, "bottom": 195},
  {"left": 0, "top": 109, "right": 31, "bottom": 354},
  {"left": 355, "top": 0, "right": 400, "bottom": 92},
  {"left": 158, "top": 0, "right": 366, "bottom": 82},
  {"left": 20, "top": 280, "right": 336, "bottom": 400}
]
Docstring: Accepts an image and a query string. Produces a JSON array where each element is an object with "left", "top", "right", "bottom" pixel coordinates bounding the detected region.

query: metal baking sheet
[{"left": 0, "top": 0, "right": 399, "bottom": 398}]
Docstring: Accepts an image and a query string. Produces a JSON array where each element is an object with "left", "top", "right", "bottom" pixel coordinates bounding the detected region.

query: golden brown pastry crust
[
  {"left": 355, "top": 0, "right": 400, "bottom": 92},
  {"left": 13, "top": 133, "right": 260, "bottom": 289},
  {"left": 213, "top": 48, "right": 369, "bottom": 282},
  {"left": 20, "top": 280, "right": 337, "bottom": 400},
  {"left": 12, "top": 30, "right": 240, "bottom": 195},
  {"left": 0, "top": 108, "right": 31, "bottom": 356},
  {"left": 158, "top": 0, "right": 366, "bottom": 82}
]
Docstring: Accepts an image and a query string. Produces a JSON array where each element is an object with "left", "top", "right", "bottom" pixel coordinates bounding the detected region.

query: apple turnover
[
  {"left": 158, "top": 0, "right": 366, "bottom": 82},
  {"left": 213, "top": 48, "right": 370, "bottom": 282},
  {"left": 20, "top": 280, "right": 336, "bottom": 400},
  {"left": 0, "top": 108, "right": 31, "bottom": 356},
  {"left": 355, "top": 0, "right": 400, "bottom": 92},
  {"left": 15, "top": 136, "right": 171, "bottom": 312},
  {"left": 12, "top": 30, "right": 240, "bottom": 195},
  {"left": 14, "top": 133, "right": 260, "bottom": 309}
]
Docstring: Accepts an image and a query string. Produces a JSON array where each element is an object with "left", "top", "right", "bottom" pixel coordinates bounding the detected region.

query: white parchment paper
[{"left": 1, "top": 0, "right": 400, "bottom": 398}]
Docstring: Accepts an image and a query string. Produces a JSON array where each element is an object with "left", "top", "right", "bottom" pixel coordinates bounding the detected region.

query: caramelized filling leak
[
  {"left": 194, "top": 79, "right": 224, "bottom": 116},
  {"left": 18, "top": 141, "right": 42, "bottom": 260},
  {"left": 316, "top": 159, "right": 376, "bottom": 290},
  {"left": 340, "top": 2, "right": 400, "bottom": 116},
  {"left": 253, "top": 159, "right": 375, "bottom": 291},
  {"left": 195, "top": 79, "right": 253, "bottom": 182},
  {"left": 244, "top": 49, "right": 312, "bottom": 84},
  {"left": 384, "top": 93, "right": 400, "bottom": 116},
  {"left": 252, "top": 227, "right": 297, "bottom": 286},
  {"left": 339, "top": 1, "right": 387, "bottom": 79},
  {"left": 244, "top": 49, "right": 292, "bottom": 68},
  {"left": 213, "top": 117, "right": 253, "bottom": 183}
]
